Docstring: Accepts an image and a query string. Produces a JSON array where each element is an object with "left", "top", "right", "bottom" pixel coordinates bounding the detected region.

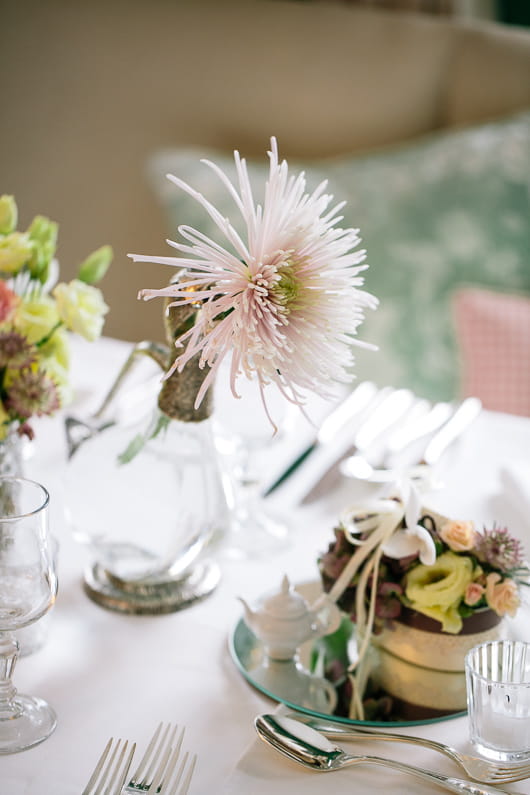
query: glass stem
[
  {"left": 0, "top": 632, "right": 21, "bottom": 720},
  {"left": 236, "top": 446, "right": 261, "bottom": 504}
]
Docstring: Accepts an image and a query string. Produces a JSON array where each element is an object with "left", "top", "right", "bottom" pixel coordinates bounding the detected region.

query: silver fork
[
  {"left": 125, "top": 722, "right": 196, "bottom": 793},
  {"left": 82, "top": 737, "right": 136, "bottom": 795},
  {"left": 286, "top": 713, "right": 530, "bottom": 784},
  {"left": 159, "top": 749, "right": 197, "bottom": 794}
]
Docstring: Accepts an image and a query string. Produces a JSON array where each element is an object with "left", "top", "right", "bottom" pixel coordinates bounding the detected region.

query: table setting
[{"left": 0, "top": 141, "right": 529, "bottom": 795}]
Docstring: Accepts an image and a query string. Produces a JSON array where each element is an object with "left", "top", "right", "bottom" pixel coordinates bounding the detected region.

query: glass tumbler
[{"left": 465, "top": 640, "right": 530, "bottom": 763}]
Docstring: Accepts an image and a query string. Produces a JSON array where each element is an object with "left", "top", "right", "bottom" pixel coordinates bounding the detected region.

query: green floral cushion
[{"left": 146, "top": 112, "right": 530, "bottom": 401}]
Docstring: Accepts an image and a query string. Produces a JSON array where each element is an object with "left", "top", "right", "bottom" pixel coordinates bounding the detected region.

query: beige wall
[{"left": 2, "top": 0, "right": 529, "bottom": 344}]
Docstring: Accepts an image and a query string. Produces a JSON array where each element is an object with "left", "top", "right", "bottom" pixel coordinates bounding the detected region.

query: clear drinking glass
[
  {"left": 465, "top": 640, "right": 530, "bottom": 763},
  {"left": 0, "top": 477, "right": 58, "bottom": 753}
]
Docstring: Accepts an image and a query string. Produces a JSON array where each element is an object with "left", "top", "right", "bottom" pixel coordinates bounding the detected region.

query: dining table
[{"left": 2, "top": 334, "right": 530, "bottom": 794}]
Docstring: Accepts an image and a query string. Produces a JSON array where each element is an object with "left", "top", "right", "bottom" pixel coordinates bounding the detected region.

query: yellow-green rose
[
  {"left": 14, "top": 293, "right": 60, "bottom": 344},
  {"left": 38, "top": 328, "right": 72, "bottom": 406},
  {"left": 0, "top": 232, "right": 32, "bottom": 274},
  {"left": 53, "top": 279, "right": 108, "bottom": 341},
  {"left": 405, "top": 551, "right": 474, "bottom": 633},
  {"left": 39, "top": 326, "right": 70, "bottom": 371}
]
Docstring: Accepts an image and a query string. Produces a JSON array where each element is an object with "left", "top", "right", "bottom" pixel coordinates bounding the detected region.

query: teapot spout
[{"left": 238, "top": 596, "right": 256, "bottom": 630}]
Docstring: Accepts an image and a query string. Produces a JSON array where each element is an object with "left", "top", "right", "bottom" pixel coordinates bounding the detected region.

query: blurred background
[{"left": 1, "top": 0, "right": 529, "bottom": 409}]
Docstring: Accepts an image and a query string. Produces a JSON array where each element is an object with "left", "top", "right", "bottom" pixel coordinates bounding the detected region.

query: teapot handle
[
  {"left": 311, "top": 593, "right": 342, "bottom": 638},
  {"left": 308, "top": 673, "right": 338, "bottom": 714}
]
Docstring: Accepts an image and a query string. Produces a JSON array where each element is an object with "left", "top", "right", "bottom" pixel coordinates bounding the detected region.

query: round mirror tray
[{"left": 229, "top": 581, "right": 479, "bottom": 728}]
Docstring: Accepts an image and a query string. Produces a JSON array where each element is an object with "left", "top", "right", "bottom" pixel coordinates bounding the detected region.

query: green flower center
[{"left": 272, "top": 266, "right": 299, "bottom": 308}]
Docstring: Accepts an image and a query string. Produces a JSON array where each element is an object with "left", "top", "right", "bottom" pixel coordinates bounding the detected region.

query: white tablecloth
[{"left": 2, "top": 336, "right": 530, "bottom": 794}]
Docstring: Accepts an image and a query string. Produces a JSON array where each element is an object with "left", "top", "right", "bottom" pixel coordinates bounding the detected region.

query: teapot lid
[{"left": 261, "top": 575, "right": 308, "bottom": 619}]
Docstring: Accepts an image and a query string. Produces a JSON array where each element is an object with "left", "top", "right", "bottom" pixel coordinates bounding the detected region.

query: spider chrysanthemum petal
[{"left": 131, "top": 137, "right": 377, "bottom": 418}]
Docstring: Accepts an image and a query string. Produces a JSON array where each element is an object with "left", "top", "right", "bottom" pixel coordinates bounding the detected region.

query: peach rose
[
  {"left": 439, "top": 520, "right": 477, "bottom": 552},
  {"left": 485, "top": 572, "right": 520, "bottom": 617},
  {"left": 464, "top": 582, "right": 485, "bottom": 606}
]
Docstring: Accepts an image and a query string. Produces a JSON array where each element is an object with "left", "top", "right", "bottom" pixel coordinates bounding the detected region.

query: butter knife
[
  {"left": 263, "top": 381, "right": 379, "bottom": 496},
  {"left": 300, "top": 387, "right": 416, "bottom": 504},
  {"left": 421, "top": 396, "right": 482, "bottom": 466}
]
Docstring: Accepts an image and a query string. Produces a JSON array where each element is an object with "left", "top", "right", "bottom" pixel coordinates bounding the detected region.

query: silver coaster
[{"left": 83, "top": 560, "right": 221, "bottom": 614}]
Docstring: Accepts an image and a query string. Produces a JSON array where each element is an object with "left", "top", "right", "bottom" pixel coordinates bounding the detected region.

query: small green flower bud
[
  {"left": 0, "top": 195, "right": 18, "bottom": 235},
  {"left": 27, "top": 215, "right": 58, "bottom": 282},
  {"left": 77, "top": 244, "right": 113, "bottom": 284}
]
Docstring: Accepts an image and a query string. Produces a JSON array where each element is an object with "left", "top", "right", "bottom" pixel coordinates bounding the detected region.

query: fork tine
[
  {"left": 102, "top": 740, "right": 135, "bottom": 795},
  {"left": 113, "top": 742, "right": 136, "bottom": 795},
  {"left": 82, "top": 738, "right": 135, "bottom": 795},
  {"left": 150, "top": 726, "right": 185, "bottom": 791},
  {"left": 129, "top": 721, "right": 163, "bottom": 782},
  {"left": 143, "top": 723, "right": 176, "bottom": 785},
  {"left": 160, "top": 750, "right": 197, "bottom": 795},
  {"left": 128, "top": 722, "right": 181, "bottom": 790},
  {"left": 178, "top": 753, "right": 197, "bottom": 795},
  {"left": 489, "top": 764, "right": 530, "bottom": 783},
  {"left": 82, "top": 738, "right": 113, "bottom": 794}
]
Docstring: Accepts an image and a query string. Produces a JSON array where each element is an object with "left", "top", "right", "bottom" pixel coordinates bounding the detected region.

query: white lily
[{"left": 383, "top": 479, "right": 436, "bottom": 565}]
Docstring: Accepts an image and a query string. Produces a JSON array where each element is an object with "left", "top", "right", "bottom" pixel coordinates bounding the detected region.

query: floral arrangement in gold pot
[
  {"left": 316, "top": 495, "right": 529, "bottom": 720},
  {"left": 0, "top": 194, "right": 112, "bottom": 442},
  {"left": 320, "top": 512, "right": 528, "bottom": 634}
]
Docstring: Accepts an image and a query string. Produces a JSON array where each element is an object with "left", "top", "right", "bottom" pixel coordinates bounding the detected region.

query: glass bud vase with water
[{"left": 65, "top": 296, "right": 228, "bottom": 614}]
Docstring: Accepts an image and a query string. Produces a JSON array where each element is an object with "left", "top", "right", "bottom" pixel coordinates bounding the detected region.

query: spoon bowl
[{"left": 254, "top": 714, "right": 508, "bottom": 794}]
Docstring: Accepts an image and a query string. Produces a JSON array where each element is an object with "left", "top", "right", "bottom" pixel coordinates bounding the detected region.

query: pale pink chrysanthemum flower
[{"left": 131, "top": 138, "right": 377, "bottom": 421}]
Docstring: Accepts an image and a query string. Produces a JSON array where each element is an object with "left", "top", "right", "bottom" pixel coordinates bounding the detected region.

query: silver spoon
[
  {"left": 254, "top": 714, "right": 508, "bottom": 795},
  {"left": 284, "top": 712, "right": 530, "bottom": 784}
]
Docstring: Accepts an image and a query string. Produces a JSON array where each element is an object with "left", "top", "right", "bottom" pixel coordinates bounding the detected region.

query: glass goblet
[
  {"left": 0, "top": 477, "right": 58, "bottom": 754},
  {"left": 214, "top": 361, "right": 296, "bottom": 558}
]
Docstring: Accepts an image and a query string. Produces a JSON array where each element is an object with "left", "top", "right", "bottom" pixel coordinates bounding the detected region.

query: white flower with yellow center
[
  {"left": 53, "top": 279, "right": 109, "bottom": 342},
  {"left": 132, "top": 138, "right": 377, "bottom": 420}
]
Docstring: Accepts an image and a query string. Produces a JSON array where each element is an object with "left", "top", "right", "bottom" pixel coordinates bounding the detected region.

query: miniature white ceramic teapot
[{"left": 239, "top": 575, "right": 341, "bottom": 660}]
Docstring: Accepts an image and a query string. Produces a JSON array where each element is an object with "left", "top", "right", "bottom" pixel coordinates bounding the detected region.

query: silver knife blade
[
  {"left": 263, "top": 381, "right": 379, "bottom": 496},
  {"left": 422, "top": 396, "right": 482, "bottom": 466},
  {"left": 300, "top": 387, "right": 416, "bottom": 504}
]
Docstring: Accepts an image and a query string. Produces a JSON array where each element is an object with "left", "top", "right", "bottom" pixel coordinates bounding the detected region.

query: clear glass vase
[
  {"left": 68, "top": 408, "right": 225, "bottom": 558},
  {"left": 65, "top": 299, "right": 228, "bottom": 613},
  {"left": 66, "top": 407, "right": 227, "bottom": 613}
]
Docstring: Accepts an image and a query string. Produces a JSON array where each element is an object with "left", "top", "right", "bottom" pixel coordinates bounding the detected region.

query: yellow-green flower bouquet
[{"left": 0, "top": 195, "right": 112, "bottom": 445}]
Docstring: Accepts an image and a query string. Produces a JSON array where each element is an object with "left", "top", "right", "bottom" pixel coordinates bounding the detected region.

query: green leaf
[
  {"left": 310, "top": 614, "right": 353, "bottom": 673},
  {"left": 117, "top": 433, "right": 146, "bottom": 465},
  {"left": 117, "top": 411, "right": 170, "bottom": 465}
]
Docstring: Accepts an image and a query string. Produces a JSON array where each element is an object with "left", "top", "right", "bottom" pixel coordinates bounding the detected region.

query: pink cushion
[{"left": 453, "top": 287, "right": 530, "bottom": 417}]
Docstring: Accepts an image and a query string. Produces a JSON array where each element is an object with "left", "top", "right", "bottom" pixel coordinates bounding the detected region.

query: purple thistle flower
[
  {"left": 6, "top": 369, "right": 60, "bottom": 418},
  {"left": 0, "top": 331, "right": 36, "bottom": 369},
  {"left": 474, "top": 525, "right": 525, "bottom": 573}
]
